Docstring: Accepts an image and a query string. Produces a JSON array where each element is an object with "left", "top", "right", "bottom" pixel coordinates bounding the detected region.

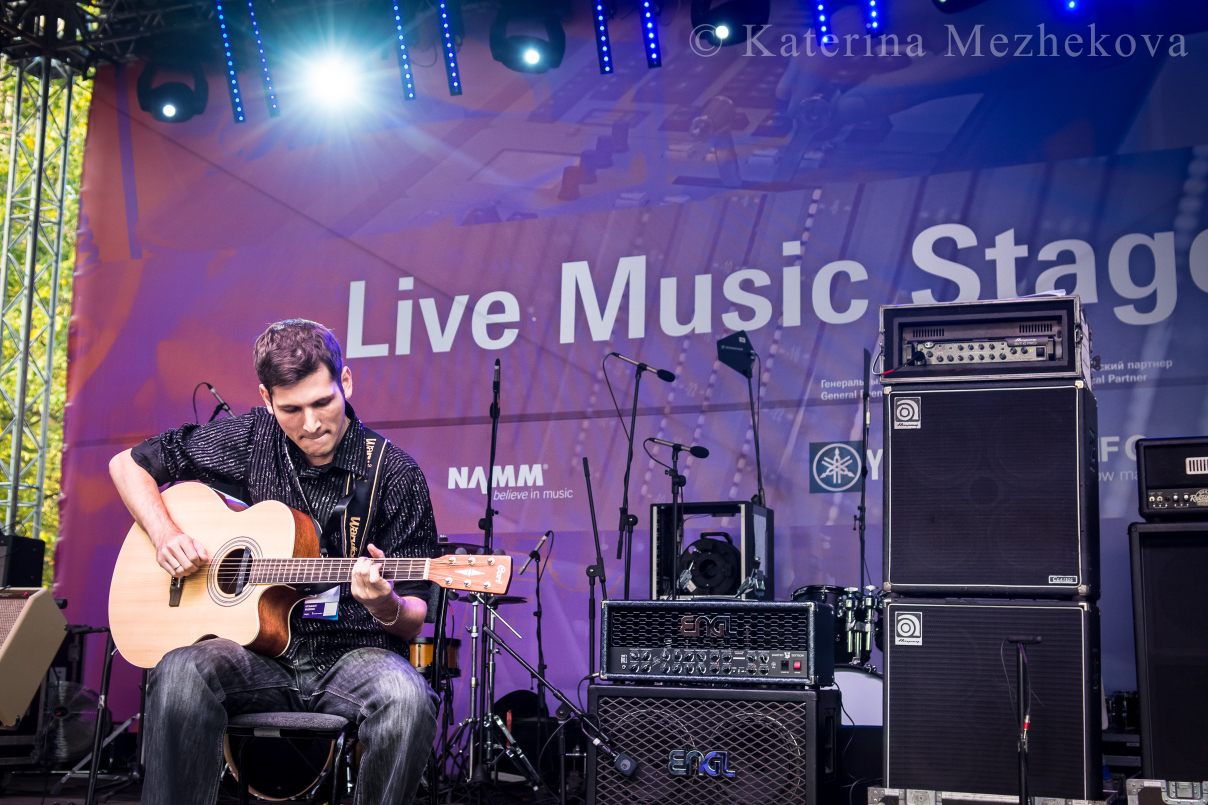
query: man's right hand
[{"left": 153, "top": 530, "right": 209, "bottom": 578}]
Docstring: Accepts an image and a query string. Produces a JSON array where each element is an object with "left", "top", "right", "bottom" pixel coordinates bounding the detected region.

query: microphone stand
[
  {"left": 1007, "top": 635, "right": 1040, "bottom": 805},
  {"left": 854, "top": 348, "right": 871, "bottom": 590},
  {"left": 667, "top": 443, "right": 686, "bottom": 600},
  {"left": 745, "top": 365, "right": 765, "bottom": 507},
  {"left": 582, "top": 458, "right": 609, "bottom": 680},
  {"left": 616, "top": 364, "right": 644, "bottom": 600},
  {"left": 480, "top": 358, "right": 501, "bottom": 553}
]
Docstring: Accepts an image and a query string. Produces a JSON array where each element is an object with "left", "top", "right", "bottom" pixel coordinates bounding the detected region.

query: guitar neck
[{"left": 249, "top": 558, "right": 431, "bottom": 585}]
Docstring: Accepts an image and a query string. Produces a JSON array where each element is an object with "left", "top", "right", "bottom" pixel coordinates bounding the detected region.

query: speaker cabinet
[
  {"left": 586, "top": 684, "right": 838, "bottom": 805},
  {"left": 650, "top": 501, "right": 774, "bottom": 600},
  {"left": 0, "top": 588, "right": 66, "bottom": 727},
  {"left": 0, "top": 534, "right": 44, "bottom": 587},
  {"left": 884, "top": 381, "right": 1099, "bottom": 598},
  {"left": 884, "top": 599, "right": 1101, "bottom": 799},
  {"left": 1129, "top": 521, "right": 1208, "bottom": 781}
]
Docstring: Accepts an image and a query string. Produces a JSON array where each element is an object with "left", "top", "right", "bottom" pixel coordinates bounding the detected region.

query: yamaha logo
[
  {"left": 810, "top": 442, "right": 861, "bottom": 493},
  {"left": 679, "top": 614, "right": 729, "bottom": 638},
  {"left": 893, "top": 396, "right": 922, "bottom": 429},
  {"left": 668, "top": 749, "right": 736, "bottom": 778}
]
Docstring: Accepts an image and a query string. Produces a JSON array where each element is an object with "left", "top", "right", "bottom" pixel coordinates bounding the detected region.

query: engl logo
[{"left": 448, "top": 464, "right": 544, "bottom": 493}]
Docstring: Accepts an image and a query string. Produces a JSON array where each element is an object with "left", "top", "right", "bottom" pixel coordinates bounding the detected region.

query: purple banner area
[{"left": 63, "top": 0, "right": 1208, "bottom": 718}]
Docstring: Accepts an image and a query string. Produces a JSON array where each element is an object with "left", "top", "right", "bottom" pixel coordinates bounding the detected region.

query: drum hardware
[
  {"left": 223, "top": 734, "right": 334, "bottom": 802},
  {"left": 791, "top": 584, "right": 883, "bottom": 667},
  {"left": 410, "top": 637, "right": 461, "bottom": 680}
]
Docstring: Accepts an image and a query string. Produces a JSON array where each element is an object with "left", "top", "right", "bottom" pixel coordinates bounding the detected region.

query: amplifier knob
[
  {"left": 709, "top": 650, "right": 719, "bottom": 661},
  {"left": 721, "top": 650, "right": 732, "bottom": 661},
  {"left": 759, "top": 652, "right": 769, "bottom": 663},
  {"left": 662, "top": 649, "right": 671, "bottom": 660},
  {"left": 697, "top": 650, "right": 707, "bottom": 662},
  {"left": 1000, "top": 353, "right": 1006, "bottom": 360},
  {"left": 671, "top": 663, "right": 681, "bottom": 673},
  {"left": 673, "top": 650, "right": 682, "bottom": 661},
  {"left": 639, "top": 662, "right": 650, "bottom": 673},
  {"left": 697, "top": 662, "right": 707, "bottom": 675},
  {"left": 709, "top": 664, "right": 720, "bottom": 675}
]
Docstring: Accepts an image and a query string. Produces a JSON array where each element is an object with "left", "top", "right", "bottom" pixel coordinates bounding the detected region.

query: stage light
[
  {"left": 866, "top": 0, "right": 879, "bottom": 29},
  {"left": 593, "top": 0, "right": 614, "bottom": 74},
  {"left": 641, "top": 0, "right": 661, "bottom": 67},
  {"left": 437, "top": 0, "right": 463, "bottom": 96},
  {"left": 213, "top": 0, "right": 244, "bottom": 122},
  {"left": 391, "top": 0, "right": 417, "bottom": 99},
  {"left": 305, "top": 55, "right": 358, "bottom": 107},
  {"left": 814, "top": 0, "right": 829, "bottom": 38},
  {"left": 489, "top": 7, "right": 565, "bottom": 74},
  {"left": 137, "top": 64, "right": 209, "bottom": 123},
  {"left": 690, "top": 0, "right": 769, "bottom": 49},
  {"left": 246, "top": 0, "right": 280, "bottom": 115}
]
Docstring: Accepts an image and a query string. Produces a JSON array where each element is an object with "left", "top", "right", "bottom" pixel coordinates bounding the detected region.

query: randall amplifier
[
  {"left": 884, "top": 381, "right": 1099, "bottom": 598},
  {"left": 1129, "top": 521, "right": 1208, "bottom": 780},
  {"left": 883, "top": 598, "right": 1101, "bottom": 800},
  {"left": 650, "top": 500, "right": 774, "bottom": 601},
  {"left": 1136, "top": 437, "right": 1208, "bottom": 520},
  {"left": 600, "top": 599, "right": 834, "bottom": 686},
  {"left": 1128, "top": 780, "right": 1208, "bottom": 805},
  {"left": 880, "top": 295, "right": 1092, "bottom": 385},
  {"left": 586, "top": 684, "right": 839, "bottom": 805},
  {"left": 870, "top": 788, "right": 1117, "bottom": 805}
]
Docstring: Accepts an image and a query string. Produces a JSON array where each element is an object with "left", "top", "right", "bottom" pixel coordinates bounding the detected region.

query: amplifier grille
[
  {"left": 592, "top": 694, "right": 814, "bottom": 805},
  {"left": 1019, "top": 323, "right": 1054, "bottom": 334},
  {"left": 1187, "top": 457, "right": 1208, "bottom": 475},
  {"left": 909, "top": 327, "right": 944, "bottom": 339},
  {"left": 0, "top": 598, "right": 24, "bottom": 640},
  {"left": 606, "top": 607, "right": 810, "bottom": 651}
]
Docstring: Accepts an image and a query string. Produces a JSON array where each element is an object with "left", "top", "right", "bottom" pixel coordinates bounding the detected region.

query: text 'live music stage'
[{"left": 1, "top": 0, "right": 1207, "bottom": 802}]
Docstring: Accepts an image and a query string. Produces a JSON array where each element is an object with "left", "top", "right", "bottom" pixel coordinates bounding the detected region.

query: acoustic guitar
[{"left": 108, "top": 482, "right": 512, "bottom": 668}]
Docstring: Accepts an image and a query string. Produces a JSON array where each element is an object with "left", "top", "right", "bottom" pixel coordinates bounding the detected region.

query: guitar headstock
[{"left": 427, "top": 554, "right": 513, "bottom": 594}]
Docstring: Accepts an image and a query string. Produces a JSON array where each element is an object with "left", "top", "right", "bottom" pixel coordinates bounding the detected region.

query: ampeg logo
[
  {"left": 680, "top": 614, "right": 730, "bottom": 638},
  {"left": 1049, "top": 575, "right": 1078, "bottom": 584},
  {"left": 668, "top": 749, "right": 736, "bottom": 777},
  {"left": 894, "top": 611, "right": 923, "bottom": 646},
  {"left": 809, "top": 441, "right": 863, "bottom": 493},
  {"left": 893, "top": 396, "right": 922, "bottom": 429}
]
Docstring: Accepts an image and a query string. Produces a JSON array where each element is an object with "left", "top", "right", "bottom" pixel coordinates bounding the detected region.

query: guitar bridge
[{"left": 169, "top": 577, "right": 183, "bottom": 607}]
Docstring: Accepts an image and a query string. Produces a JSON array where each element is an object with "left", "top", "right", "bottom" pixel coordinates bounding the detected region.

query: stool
[{"left": 226, "top": 712, "right": 356, "bottom": 805}]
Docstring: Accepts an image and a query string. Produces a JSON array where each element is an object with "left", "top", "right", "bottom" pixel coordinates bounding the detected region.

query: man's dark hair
[{"left": 254, "top": 319, "right": 344, "bottom": 394}]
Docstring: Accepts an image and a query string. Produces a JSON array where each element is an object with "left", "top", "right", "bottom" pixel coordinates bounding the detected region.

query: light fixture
[
  {"left": 246, "top": 0, "right": 279, "bottom": 115},
  {"left": 593, "top": 0, "right": 614, "bottom": 74},
  {"left": 437, "top": 0, "right": 463, "bottom": 95},
  {"left": 305, "top": 55, "right": 358, "bottom": 107},
  {"left": 390, "top": 0, "right": 417, "bottom": 99},
  {"left": 137, "top": 64, "right": 209, "bottom": 122},
  {"left": 640, "top": 0, "right": 661, "bottom": 67},
  {"left": 489, "top": 7, "right": 565, "bottom": 74},
  {"left": 690, "top": 0, "right": 769, "bottom": 49},
  {"left": 212, "top": 0, "right": 244, "bottom": 122}
]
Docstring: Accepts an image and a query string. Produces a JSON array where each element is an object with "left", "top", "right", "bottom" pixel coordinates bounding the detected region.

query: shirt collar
[{"left": 284, "top": 401, "right": 370, "bottom": 480}]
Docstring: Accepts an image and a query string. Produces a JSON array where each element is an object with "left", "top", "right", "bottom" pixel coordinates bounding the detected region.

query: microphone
[
  {"left": 649, "top": 438, "right": 709, "bottom": 459},
  {"left": 493, "top": 359, "right": 500, "bottom": 392},
  {"left": 519, "top": 532, "right": 550, "bottom": 575},
  {"left": 206, "top": 383, "right": 233, "bottom": 415},
  {"left": 610, "top": 352, "right": 675, "bottom": 383}
]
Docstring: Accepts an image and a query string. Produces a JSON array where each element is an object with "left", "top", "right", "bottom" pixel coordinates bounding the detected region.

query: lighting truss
[
  {"left": 640, "top": 0, "right": 660, "bottom": 68},
  {"left": 0, "top": 58, "right": 76, "bottom": 538},
  {"left": 247, "top": 0, "right": 279, "bottom": 115},
  {"left": 436, "top": 0, "right": 462, "bottom": 96},
  {"left": 593, "top": 0, "right": 613, "bottom": 74},
  {"left": 391, "top": 0, "right": 417, "bottom": 99}
]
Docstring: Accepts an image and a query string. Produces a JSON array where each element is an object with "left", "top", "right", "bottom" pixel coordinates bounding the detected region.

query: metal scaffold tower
[{"left": 0, "top": 52, "right": 75, "bottom": 538}]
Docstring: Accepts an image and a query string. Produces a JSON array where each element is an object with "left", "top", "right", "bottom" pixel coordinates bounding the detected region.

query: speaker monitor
[
  {"left": 884, "top": 381, "right": 1099, "bottom": 598},
  {"left": 586, "top": 684, "right": 838, "bottom": 805},
  {"left": 1129, "top": 521, "right": 1208, "bottom": 781},
  {"left": 0, "top": 534, "right": 45, "bottom": 587},
  {"left": 884, "top": 598, "right": 1101, "bottom": 799},
  {"left": 0, "top": 588, "right": 67, "bottom": 727},
  {"left": 650, "top": 501, "right": 774, "bottom": 600}
]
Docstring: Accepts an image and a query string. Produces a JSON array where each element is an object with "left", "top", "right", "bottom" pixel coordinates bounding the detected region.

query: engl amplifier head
[
  {"left": 586, "top": 684, "right": 840, "bottom": 805},
  {"left": 1136, "top": 437, "right": 1208, "bottom": 520},
  {"left": 600, "top": 599, "right": 833, "bottom": 686}
]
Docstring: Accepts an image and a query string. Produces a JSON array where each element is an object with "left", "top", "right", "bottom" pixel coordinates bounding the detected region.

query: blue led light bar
[
  {"left": 640, "top": 0, "right": 660, "bottom": 68},
  {"left": 866, "top": 0, "right": 879, "bottom": 30},
  {"left": 436, "top": 0, "right": 462, "bottom": 96},
  {"left": 814, "top": 0, "right": 829, "bottom": 38},
  {"left": 214, "top": 0, "right": 245, "bottom": 122},
  {"left": 246, "top": 0, "right": 279, "bottom": 116},
  {"left": 594, "top": 0, "right": 613, "bottom": 75},
  {"left": 391, "top": 0, "right": 417, "bottom": 99}
]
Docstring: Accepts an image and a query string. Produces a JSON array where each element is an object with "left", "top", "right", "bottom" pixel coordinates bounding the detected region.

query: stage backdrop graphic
[{"left": 62, "top": 0, "right": 1208, "bottom": 719}]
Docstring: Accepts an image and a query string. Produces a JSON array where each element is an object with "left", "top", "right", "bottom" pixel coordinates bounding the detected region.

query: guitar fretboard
[{"left": 246, "top": 558, "right": 432, "bottom": 585}]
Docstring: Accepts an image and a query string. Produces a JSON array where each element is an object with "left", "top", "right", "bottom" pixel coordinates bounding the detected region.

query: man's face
[{"left": 258, "top": 365, "right": 354, "bottom": 466}]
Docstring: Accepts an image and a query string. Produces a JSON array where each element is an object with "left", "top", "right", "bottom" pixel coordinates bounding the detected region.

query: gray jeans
[{"left": 142, "top": 638, "right": 438, "bottom": 805}]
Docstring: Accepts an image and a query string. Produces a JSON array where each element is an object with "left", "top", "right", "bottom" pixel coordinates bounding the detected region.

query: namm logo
[
  {"left": 680, "top": 614, "right": 730, "bottom": 639},
  {"left": 668, "top": 749, "right": 735, "bottom": 778},
  {"left": 448, "top": 464, "right": 544, "bottom": 493}
]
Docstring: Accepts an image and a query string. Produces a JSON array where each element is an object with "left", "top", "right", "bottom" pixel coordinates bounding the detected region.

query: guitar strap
[{"left": 315, "top": 426, "right": 388, "bottom": 560}]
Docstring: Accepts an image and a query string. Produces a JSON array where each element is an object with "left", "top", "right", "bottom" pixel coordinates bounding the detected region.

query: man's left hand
[{"left": 351, "top": 543, "right": 397, "bottom": 621}]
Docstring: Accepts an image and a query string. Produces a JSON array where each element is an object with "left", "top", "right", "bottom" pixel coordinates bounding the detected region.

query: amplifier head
[{"left": 1136, "top": 437, "right": 1208, "bottom": 521}]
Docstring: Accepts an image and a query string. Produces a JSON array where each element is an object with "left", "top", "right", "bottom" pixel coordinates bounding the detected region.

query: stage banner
[{"left": 64, "top": 0, "right": 1208, "bottom": 716}]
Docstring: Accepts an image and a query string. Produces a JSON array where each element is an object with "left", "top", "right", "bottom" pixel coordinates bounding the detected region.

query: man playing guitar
[{"left": 109, "top": 319, "right": 438, "bottom": 805}]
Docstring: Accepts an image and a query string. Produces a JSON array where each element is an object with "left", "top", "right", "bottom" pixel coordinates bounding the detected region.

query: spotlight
[
  {"left": 489, "top": 8, "right": 565, "bottom": 74},
  {"left": 690, "top": 0, "right": 770, "bottom": 48},
  {"left": 305, "top": 55, "right": 358, "bottom": 107},
  {"left": 137, "top": 64, "right": 209, "bottom": 123}
]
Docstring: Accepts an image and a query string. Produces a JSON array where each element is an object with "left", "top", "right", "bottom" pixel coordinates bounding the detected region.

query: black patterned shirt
[{"left": 130, "top": 402, "right": 437, "bottom": 673}]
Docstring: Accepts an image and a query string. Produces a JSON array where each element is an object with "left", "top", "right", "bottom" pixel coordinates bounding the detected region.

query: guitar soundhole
[{"left": 217, "top": 548, "right": 253, "bottom": 596}]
